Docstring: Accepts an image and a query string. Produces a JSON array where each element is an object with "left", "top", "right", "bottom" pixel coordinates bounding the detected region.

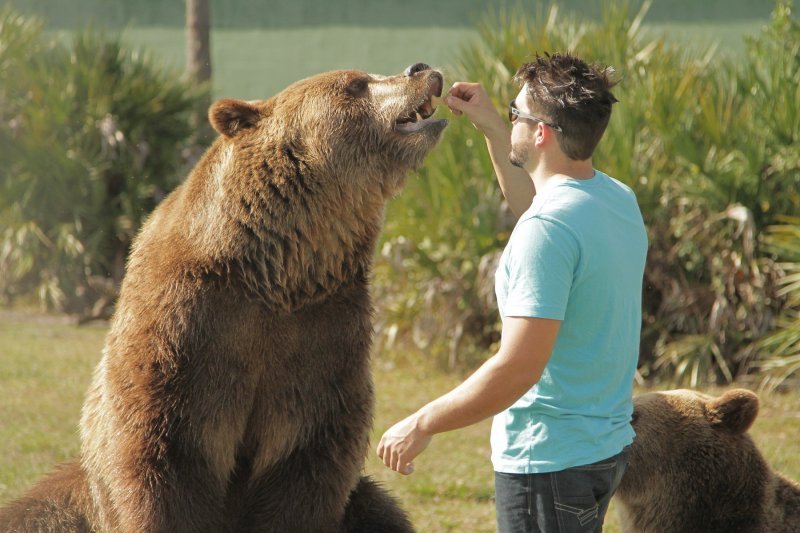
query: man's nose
[{"left": 404, "top": 63, "right": 430, "bottom": 77}]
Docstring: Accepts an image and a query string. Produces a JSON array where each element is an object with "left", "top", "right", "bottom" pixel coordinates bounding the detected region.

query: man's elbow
[{"left": 497, "top": 362, "right": 543, "bottom": 400}]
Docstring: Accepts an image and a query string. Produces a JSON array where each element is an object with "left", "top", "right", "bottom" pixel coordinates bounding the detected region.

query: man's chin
[
  {"left": 509, "top": 143, "right": 533, "bottom": 168},
  {"left": 509, "top": 151, "right": 526, "bottom": 169}
]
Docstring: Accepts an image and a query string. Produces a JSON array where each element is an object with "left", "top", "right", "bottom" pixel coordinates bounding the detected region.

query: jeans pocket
[
  {"left": 550, "top": 459, "right": 620, "bottom": 532},
  {"left": 553, "top": 501, "right": 599, "bottom": 527}
]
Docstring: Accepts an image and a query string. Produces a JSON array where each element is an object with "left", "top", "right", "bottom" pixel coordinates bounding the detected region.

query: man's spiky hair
[{"left": 513, "top": 52, "right": 619, "bottom": 160}]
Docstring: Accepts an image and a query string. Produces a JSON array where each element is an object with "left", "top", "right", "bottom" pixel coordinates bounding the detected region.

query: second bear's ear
[
  {"left": 707, "top": 389, "right": 759, "bottom": 434},
  {"left": 209, "top": 99, "right": 262, "bottom": 138}
]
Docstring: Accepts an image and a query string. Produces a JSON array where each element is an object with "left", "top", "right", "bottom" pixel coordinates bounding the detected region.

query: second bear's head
[{"left": 619, "top": 388, "right": 762, "bottom": 501}]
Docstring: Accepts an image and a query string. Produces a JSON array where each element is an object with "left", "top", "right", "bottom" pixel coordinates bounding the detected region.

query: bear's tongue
[{"left": 396, "top": 117, "right": 429, "bottom": 133}]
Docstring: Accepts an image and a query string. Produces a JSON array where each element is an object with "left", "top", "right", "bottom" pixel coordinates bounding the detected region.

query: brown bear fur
[
  {"left": 616, "top": 388, "right": 800, "bottom": 533},
  {"left": 0, "top": 64, "right": 448, "bottom": 532}
]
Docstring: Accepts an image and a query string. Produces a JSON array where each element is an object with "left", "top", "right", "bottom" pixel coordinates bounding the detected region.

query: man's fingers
[
  {"left": 376, "top": 417, "right": 428, "bottom": 476},
  {"left": 378, "top": 441, "right": 415, "bottom": 475},
  {"left": 448, "top": 81, "right": 481, "bottom": 100},
  {"left": 379, "top": 442, "right": 393, "bottom": 469},
  {"left": 376, "top": 442, "right": 384, "bottom": 461},
  {"left": 384, "top": 453, "right": 393, "bottom": 469},
  {"left": 377, "top": 433, "right": 405, "bottom": 472},
  {"left": 391, "top": 451, "right": 403, "bottom": 473},
  {"left": 445, "top": 83, "right": 479, "bottom": 115},
  {"left": 445, "top": 94, "right": 471, "bottom": 117}
]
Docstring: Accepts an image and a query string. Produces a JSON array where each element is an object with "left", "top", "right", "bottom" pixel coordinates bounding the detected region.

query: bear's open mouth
[
  {"left": 394, "top": 73, "right": 447, "bottom": 134},
  {"left": 395, "top": 96, "right": 439, "bottom": 132}
]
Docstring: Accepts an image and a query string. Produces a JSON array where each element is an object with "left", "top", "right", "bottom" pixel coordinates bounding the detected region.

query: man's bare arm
[
  {"left": 376, "top": 316, "right": 560, "bottom": 474},
  {"left": 445, "top": 82, "right": 534, "bottom": 217}
]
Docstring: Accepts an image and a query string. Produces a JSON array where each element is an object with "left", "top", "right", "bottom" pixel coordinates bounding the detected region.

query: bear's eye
[{"left": 345, "top": 77, "right": 369, "bottom": 97}]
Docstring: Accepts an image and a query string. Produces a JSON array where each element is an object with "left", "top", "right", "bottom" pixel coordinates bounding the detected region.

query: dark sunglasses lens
[{"left": 508, "top": 102, "right": 516, "bottom": 123}]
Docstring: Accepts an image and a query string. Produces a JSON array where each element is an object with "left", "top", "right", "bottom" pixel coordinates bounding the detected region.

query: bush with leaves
[
  {"left": 755, "top": 217, "right": 800, "bottom": 390},
  {"left": 374, "top": 0, "right": 800, "bottom": 387},
  {"left": 644, "top": 1, "right": 800, "bottom": 386},
  {"left": 0, "top": 7, "right": 208, "bottom": 315}
]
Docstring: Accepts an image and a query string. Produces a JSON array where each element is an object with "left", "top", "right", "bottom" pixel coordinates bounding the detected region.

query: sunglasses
[{"left": 508, "top": 100, "right": 562, "bottom": 132}]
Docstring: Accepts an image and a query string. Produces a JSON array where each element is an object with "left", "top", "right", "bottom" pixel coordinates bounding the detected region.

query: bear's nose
[{"left": 404, "top": 63, "right": 430, "bottom": 77}]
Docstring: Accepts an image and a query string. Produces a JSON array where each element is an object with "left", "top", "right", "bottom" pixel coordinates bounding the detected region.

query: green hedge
[
  {"left": 0, "top": 7, "right": 209, "bottom": 313},
  {"left": 375, "top": 1, "right": 800, "bottom": 389}
]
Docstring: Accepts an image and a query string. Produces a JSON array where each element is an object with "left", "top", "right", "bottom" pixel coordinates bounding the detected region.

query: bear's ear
[
  {"left": 209, "top": 99, "right": 262, "bottom": 138},
  {"left": 706, "top": 389, "right": 759, "bottom": 434}
]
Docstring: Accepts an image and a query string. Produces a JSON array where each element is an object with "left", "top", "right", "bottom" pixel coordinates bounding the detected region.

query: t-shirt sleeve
[{"left": 503, "top": 216, "right": 579, "bottom": 320}]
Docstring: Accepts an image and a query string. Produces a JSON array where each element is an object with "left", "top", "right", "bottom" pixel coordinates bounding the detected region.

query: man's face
[{"left": 509, "top": 88, "right": 538, "bottom": 170}]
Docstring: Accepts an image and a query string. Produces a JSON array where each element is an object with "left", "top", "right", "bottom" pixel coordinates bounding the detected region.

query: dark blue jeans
[{"left": 494, "top": 446, "right": 631, "bottom": 533}]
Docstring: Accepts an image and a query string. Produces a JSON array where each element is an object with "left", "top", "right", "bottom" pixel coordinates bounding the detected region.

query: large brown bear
[
  {"left": 0, "top": 63, "right": 447, "bottom": 532},
  {"left": 616, "top": 388, "right": 800, "bottom": 532}
]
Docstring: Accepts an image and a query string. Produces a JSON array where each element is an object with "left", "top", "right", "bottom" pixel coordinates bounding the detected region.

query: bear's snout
[{"left": 428, "top": 71, "right": 443, "bottom": 97}]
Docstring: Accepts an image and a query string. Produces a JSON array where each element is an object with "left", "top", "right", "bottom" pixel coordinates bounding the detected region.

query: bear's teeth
[{"left": 415, "top": 112, "right": 423, "bottom": 122}]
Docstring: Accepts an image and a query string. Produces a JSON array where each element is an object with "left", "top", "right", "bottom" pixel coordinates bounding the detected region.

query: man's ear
[
  {"left": 209, "top": 99, "right": 262, "bottom": 138},
  {"left": 534, "top": 122, "right": 547, "bottom": 145}
]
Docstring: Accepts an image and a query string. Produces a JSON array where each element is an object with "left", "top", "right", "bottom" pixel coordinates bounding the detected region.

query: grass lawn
[
  {"left": 1, "top": 310, "right": 799, "bottom": 531},
  {"left": 0, "top": 311, "right": 102, "bottom": 498}
]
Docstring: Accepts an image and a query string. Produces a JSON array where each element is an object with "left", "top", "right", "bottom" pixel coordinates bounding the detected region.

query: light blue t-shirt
[{"left": 492, "top": 170, "right": 648, "bottom": 474}]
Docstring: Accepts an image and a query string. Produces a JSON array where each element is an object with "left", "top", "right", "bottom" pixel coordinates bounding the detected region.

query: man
[{"left": 376, "top": 52, "right": 648, "bottom": 532}]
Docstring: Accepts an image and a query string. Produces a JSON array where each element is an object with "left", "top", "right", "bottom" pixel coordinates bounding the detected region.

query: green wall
[{"left": 6, "top": 0, "right": 776, "bottom": 100}]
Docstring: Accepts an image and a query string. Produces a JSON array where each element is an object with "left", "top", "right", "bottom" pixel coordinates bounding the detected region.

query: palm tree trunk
[
  {"left": 186, "top": 0, "right": 211, "bottom": 84},
  {"left": 185, "top": 0, "right": 213, "bottom": 151}
]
